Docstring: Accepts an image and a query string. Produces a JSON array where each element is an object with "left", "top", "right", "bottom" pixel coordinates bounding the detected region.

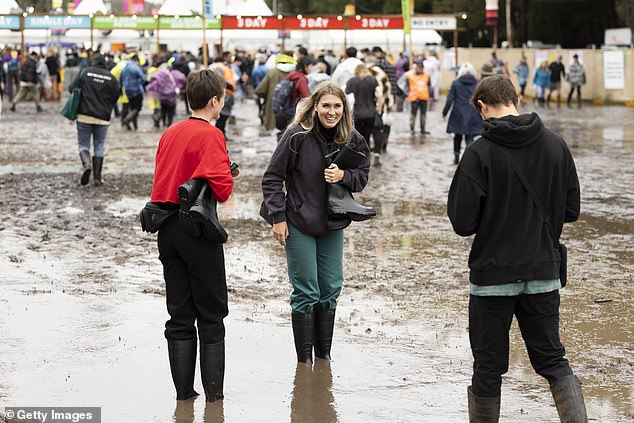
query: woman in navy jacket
[
  {"left": 262, "top": 81, "right": 370, "bottom": 365},
  {"left": 442, "top": 62, "right": 482, "bottom": 165}
]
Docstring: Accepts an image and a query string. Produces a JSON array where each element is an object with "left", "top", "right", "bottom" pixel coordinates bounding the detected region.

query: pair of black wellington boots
[
  {"left": 292, "top": 306, "right": 336, "bottom": 365},
  {"left": 467, "top": 375, "right": 588, "bottom": 422},
  {"left": 79, "top": 151, "right": 103, "bottom": 186},
  {"left": 168, "top": 338, "right": 224, "bottom": 403}
]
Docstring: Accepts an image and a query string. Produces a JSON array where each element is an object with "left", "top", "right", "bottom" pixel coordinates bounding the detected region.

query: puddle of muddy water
[{"left": 1, "top": 101, "right": 633, "bottom": 422}]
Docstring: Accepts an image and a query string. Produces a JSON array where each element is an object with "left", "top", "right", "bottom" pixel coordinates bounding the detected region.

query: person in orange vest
[
  {"left": 211, "top": 55, "right": 237, "bottom": 137},
  {"left": 397, "top": 59, "right": 431, "bottom": 135}
]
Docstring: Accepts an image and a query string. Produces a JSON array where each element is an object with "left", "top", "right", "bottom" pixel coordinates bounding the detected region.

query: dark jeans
[
  {"left": 125, "top": 94, "right": 143, "bottom": 129},
  {"left": 409, "top": 99, "right": 428, "bottom": 132},
  {"left": 453, "top": 134, "right": 474, "bottom": 154},
  {"left": 519, "top": 83, "right": 527, "bottom": 97},
  {"left": 158, "top": 215, "right": 228, "bottom": 344},
  {"left": 567, "top": 86, "right": 582, "bottom": 104},
  {"left": 160, "top": 102, "right": 176, "bottom": 127},
  {"left": 215, "top": 113, "right": 229, "bottom": 136},
  {"left": 469, "top": 291, "right": 573, "bottom": 398},
  {"left": 354, "top": 117, "right": 374, "bottom": 146}
]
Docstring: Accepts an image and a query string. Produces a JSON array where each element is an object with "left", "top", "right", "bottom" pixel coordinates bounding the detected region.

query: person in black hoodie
[
  {"left": 262, "top": 81, "right": 370, "bottom": 365},
  {"left": 69, "top": 54, "right": 120, "bottom": 186},
  {"left": 447, "top": 75, "right": 586, "bottom": 422}
]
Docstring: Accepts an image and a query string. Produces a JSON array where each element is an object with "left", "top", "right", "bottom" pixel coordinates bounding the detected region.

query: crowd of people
[{"left": 1, "top": 43, "right": 590, "bottom": 422}]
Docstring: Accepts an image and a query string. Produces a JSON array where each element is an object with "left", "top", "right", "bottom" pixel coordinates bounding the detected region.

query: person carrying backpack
[
  {"left": 275, "top": 56, "right": 314, "bottom": 131},
  {"left": 255, "top": 52, "right": 296, "bottom": 132},
  {"left": 5, "top": 49, "right": 21, "bottom": 103}
]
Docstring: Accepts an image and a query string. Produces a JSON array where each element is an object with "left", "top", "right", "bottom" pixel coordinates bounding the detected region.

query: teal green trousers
[{"left": 285, "top": 224, "right": 344, "bottom": 314}]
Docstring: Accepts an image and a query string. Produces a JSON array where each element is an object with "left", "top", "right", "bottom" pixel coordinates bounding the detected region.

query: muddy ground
[{"left": 0, "top": 97, "right": 632, "bottom": 423}]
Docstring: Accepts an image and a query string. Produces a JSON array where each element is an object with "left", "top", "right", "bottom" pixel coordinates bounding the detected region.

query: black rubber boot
[
  {"left": 468, "top": 386, "right": 500, "bottom": 423},
  {"left": 92, "top": 156, "right": 103, "bottom": 186},
  {"left": 79, "top": 150, "right": 91, "bottom": 185},
  {"left": 454, "top": 152, "right": 460, "bottom": 165},
  {"left": 200, "top": 341, "right": 225, "bottom": 403},
  {"left": 327, "top": 183, "right": 376, "bottom": 221},
  {"left": 292, "top": 312, "right": 314, "bottom": 364},
  {"left": 189, "top": 182, "right": 227, "bottom": 243},
  {"left": 550, "top": 375, "right": 588, "bottom": 423},
  {"left": 168, "top": 339, "right": 200, "bottom": 401},
  {"left": 314, "top": 306, "right": 335, "bottom": 360}
]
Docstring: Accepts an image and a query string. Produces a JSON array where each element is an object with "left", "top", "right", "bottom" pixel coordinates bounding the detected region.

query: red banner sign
[
  {"left": 347, "top": 16, "right": 403, "bottom": 30},
  {"left": 222, "top": 16, "right": 283, "bottom": 30},
  {"left": 284, "top": 17, "right": 345, "bottom": 30},
  {"left": 220, "top": 16, "right": 404, "bottom": 31}
]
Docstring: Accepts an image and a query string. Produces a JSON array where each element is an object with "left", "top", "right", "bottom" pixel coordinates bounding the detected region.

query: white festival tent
[
  {"left": 73, "top": 0, "right": 108, "bottom": 15},
  {"left": 158, "top": 0, "right": 274, "bottom": 16},
  {"left": 0, "top": 0, "right": 22, "bottom": 14}
]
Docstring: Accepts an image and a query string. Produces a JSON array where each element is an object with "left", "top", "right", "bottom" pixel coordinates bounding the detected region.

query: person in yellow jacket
[
  {"left": 397, "top": 59, "right": 432, "bottom": 134},
  {"left": 110, "top": 54, "right": 130, "bottom": 125}
]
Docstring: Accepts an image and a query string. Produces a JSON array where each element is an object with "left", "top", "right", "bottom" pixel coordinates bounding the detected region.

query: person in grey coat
[{"left": 442, "top": 63, "right": 482, "bottom": 164}]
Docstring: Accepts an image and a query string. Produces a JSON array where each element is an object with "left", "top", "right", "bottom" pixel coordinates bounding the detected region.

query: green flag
[{"left": 401, "top": 0, "right": 411, "bottom": 34}]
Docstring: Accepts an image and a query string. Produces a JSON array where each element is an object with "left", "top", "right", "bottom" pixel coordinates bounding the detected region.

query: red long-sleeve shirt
[{"left": 151, "top": 118, "right": 234, "bottom": 204}]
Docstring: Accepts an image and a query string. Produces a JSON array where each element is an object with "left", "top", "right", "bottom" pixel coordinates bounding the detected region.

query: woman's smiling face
[{"left": 315, "top": 94, "right": 343, "bottom": 128}]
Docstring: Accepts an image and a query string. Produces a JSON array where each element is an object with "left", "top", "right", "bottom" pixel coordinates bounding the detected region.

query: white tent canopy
[
  {"left": 0, "top": 0, "right": 22, "bottom": 14},
  {"left": 73, "top": 0, "right": 108, "bottom": 15},
  {"left": 158, "top": 0, "right": 273, "bottom": 16}
]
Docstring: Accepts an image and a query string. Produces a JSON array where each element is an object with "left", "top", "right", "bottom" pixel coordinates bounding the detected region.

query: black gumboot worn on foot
[
  {"left": 168, "top": 339, "right": 200, "bottom": 401},
  {"left": 200, "top": 341, "right": 225, "bottom": 403},
  {"left": 292, "top": 312, "right": 314, "bottom": 364}
]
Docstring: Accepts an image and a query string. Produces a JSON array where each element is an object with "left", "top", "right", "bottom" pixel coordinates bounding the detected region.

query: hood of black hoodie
[{"left": 480, "top": 112, "right": 544, "bottom": 149}]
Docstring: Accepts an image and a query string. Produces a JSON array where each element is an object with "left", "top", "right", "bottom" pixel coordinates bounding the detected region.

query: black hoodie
[
  {"left": 70, "top": 57, "right": 120, "bottom": 122},
  {"left": 447, "top": 112, "right": 580, "bottom": 285}
]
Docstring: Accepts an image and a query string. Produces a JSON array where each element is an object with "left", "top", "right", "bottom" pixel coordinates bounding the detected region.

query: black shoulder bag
[{"left": 500, "top": 148, "right": 568, "bottom": 287}]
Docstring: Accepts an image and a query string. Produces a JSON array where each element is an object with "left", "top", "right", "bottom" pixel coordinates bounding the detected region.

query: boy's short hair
[
  {"left": 471, "top": 75, "right": 518, "bottom": 113},
  {"left": 186, "top": 69, "right": 225, "bottom": 110}
]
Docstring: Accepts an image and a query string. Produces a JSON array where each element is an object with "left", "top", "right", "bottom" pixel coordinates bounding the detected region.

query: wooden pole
[
  {"left": 408, "top": 0, "right": 413, "bottom": 69},
  {"left": 343, "top": 17, "right": 347, "bottom": 51},
  {"left": 156, "top": 17, "right": 160, "bottom": 54},
  {"left": 454, "top": 28, "right": 458, "bottom": 66},
  {"left": 201, "top": 0, "right": 208, "bottom": 68},
  {"left": 90, "top": 17, "right": 94, "bottom": 50},
  {"left": 20, "top": 14, "right": 25, "bottom": 58},
  {"left": 506, "top": 0, "right": 512, "bottom": 47}
]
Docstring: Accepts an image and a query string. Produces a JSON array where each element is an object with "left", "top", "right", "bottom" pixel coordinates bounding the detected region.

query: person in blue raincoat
[
  {"left": 532, "top": 61, "right": 550, "bottom": 107},
  {"left": 442, "top": 63, "right": 482, "bottom": 165}
]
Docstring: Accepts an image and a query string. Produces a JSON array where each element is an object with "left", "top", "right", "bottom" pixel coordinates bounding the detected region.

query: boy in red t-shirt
[{"left": 151, "top": 69, "right": 234, "bottom": 403}]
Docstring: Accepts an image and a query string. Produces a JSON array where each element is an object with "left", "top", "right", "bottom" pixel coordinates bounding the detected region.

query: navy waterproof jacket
[
  {"left": 262, "top": 123, "right": 370, "bottom": 237},
  {"left": 442, "top": 74, "right": 482, "bottom": 136}
]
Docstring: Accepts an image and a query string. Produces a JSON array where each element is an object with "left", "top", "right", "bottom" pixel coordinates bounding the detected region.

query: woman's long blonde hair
[{"left": 290, "top": 81, "right": 353, "bottom": 145}]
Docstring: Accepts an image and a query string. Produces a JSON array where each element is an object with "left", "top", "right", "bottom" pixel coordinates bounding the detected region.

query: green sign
[
  {"left": 93, "top": 16, "right": 156, "bottom": 30},
  {"left": 401, "top": 0, "right": 411, "bottom": 34},
  {"left": 159, "top": 16, "right": 221, "bottom": 30}
]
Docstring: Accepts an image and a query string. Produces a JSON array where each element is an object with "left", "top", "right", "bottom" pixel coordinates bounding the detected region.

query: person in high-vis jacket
[
  {"left": 211, "top": 55, "right": 237, "bottom": 136},
  {"left": 397, "top": 59, "right": 431, "bottom": 135}
]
